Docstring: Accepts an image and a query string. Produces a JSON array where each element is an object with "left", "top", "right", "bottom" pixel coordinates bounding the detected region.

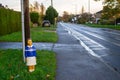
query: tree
[
  {"left": 33, "top": 1, "right": 40, "bottom": 12},
  {"left": 95, "top": 0, "right": 120, "bottom": 20},
  {"left": 44, "top": 6, "right": 58, "bottom": 24},
  {"left": 78, "top": 13, "right": 92, "bottom": 24},
  {"left": 34, "top": 1, "right": 39, "bottom": 9},
  {"left": 39, "top": 3, "right": 45, "bottom": 25},
  {"left": 62, "top": 11, "right": 70, "bottom": 22}
]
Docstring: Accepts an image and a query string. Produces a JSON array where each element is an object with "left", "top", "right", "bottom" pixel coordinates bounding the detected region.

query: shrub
[
  {"left": 0, "top": 8, "right": 21, "bottom": 36},
  {"left": 30, "top": 12, "right": 39, "bottom": 24}
]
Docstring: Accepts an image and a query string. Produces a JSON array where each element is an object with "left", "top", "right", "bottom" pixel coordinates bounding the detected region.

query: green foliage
[
  {"left": 31, "top": 27, "right": 58, "bottom": 43},
  {"left": 0, "top": 49, "right": 56, "bottom": 80},
  {"left": 62, "top": 11, "right": 70, "bottom": 22},
  {"left": 86, "top": 24, "right": 120, "bottom": 30},
  {"left": 78, "top": 13, "right": 92, "bottom": 24},
  {"left": 100, "top": 19, "right": 114, "bottom": 25},
  {"left": 95, "top": 0, "right": 120, "bottom": 20},
  {"left": 0, "top": 8, "right": 21, "bottom": 36},
  {"left": 44, "top": 6, "right": 58, "bottom": 24},
  {"left": 30, "top": 12, "right": 39, "bottom": 24}
]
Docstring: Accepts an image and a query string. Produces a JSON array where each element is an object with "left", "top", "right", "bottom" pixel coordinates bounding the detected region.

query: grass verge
[
  {"left": 0, "top": 26, "right": 58, "bottom": 42},
  {"left": 0, "top": 49, "right": 56, "bottom": 80},
  {"left": 85, "top": 24, "right": 120, "bottom": 30}
]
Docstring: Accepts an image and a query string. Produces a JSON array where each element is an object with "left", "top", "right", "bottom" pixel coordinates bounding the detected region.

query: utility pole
[
  {"left": 88, "top": 0, "right": 90, "bottom": 14},
  {"left": 75, "top": 4, "right": 77, "bottom": 15},
  {"left": 88, "top": 0, "right": 90, "bottom": 22},
  {"left": 24, "top": 0, "right": 30, "bottom": 46},
  {"left": 21, "top": 0, "right": 37, "bottom": 72},
  {"left": 51, "top": 0, "right": 53, "bottom": 7}
]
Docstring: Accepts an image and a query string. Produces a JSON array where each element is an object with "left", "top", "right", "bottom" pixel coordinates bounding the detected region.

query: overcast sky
[{"left": 0, "top": 0, "right": 103, "bottom": 15}]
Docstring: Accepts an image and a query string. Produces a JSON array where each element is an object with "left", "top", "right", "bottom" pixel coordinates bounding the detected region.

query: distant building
[
  {"left": 95, "top": 10, "right": 102, "bottom": 24},
  {"left": 0, "top": 3, "right": 4, "bottom": 8}
]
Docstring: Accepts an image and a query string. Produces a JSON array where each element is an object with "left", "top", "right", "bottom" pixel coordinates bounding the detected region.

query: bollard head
[{"left": 27, "top": 39, "right": 32, "bottom": 46}]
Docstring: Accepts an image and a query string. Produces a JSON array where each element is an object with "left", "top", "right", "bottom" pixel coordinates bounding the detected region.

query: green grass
[
  {"left": 0, "top": 49, "right": 56, "bottom": 80},
  {"left": 85, "top": 24, "right": 120, "bottom": 30},
  {"left": 0, "top": 26, "right": 58, "bottom": 42}
]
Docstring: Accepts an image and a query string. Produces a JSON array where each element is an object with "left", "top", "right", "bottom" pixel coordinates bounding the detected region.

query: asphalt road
[{"left": 60, "top": 22, "right": 120, "bottom": 74}]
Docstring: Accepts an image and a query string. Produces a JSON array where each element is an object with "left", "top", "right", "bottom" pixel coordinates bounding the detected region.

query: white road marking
[
  {"left": 60, "top": 23, "right": 120, "bottom": 75},
  {"left": 61, "top": 23, "right": 107, "bottom": 58},
  {"left": 83, "top": 30, "right": 120, "bottom": 47}
]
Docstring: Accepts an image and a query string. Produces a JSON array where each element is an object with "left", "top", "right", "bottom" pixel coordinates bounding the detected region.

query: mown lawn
[
  {"left": 0, "top": 26, "right": 58, "bottom": 42},
  {"left": 85, "top": 24, "right": 120, "bottom": 30},
  {"left": 0, "top": 49, "right": 56, "bottom": 80}
]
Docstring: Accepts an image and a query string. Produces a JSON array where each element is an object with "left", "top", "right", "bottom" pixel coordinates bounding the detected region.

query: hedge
[{"left": 0, "top": 8, "right": 21, "bottom": 36}]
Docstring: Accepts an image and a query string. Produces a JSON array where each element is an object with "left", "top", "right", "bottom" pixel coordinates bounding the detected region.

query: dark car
[{"left": 42, "top": 20, "right": 51, "bottom": 27}]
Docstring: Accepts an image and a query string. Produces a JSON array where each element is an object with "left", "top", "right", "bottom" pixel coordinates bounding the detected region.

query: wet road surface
[{"left": 60, "top": 22, "right": 120, "bottom": 74}]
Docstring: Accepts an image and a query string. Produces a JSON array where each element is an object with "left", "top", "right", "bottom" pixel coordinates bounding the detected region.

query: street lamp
[
  {"left": 88, "top": 0, "right": 90, "bottom": 22},
  {"left": 51, "top": 0, "right": 53, "bottom": 7},
  {"left": 88, "top": 0, "right": 90, "bottom": 14}
]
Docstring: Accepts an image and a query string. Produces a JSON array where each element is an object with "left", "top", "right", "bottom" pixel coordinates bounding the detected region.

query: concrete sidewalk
[
  {"left": 53, "top": 24, "right": 120, "bottom": 80},
  {"left": 0, "top": 42, "right": 54, "bottom": 50}
]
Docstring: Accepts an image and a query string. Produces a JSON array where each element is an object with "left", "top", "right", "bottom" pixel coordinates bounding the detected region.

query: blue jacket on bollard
[{"left": 25, "top": 45, "right": 37, "bottom": 58}]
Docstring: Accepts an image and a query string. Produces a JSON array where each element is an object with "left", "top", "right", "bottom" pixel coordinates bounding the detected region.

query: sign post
[{"left": 21, "top": 0, "right": 25, "bottom": 62}]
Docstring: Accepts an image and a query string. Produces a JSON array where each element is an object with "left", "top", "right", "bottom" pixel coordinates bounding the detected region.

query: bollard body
[{"left": 25, "top": 45, "right": 36, "bottom": 72}]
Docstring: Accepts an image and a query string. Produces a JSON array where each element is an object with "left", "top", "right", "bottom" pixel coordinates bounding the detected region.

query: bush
[
  {"left": 0, "top": 8, "right": 21, "bottom": 36},
  {"left": 44, "top": 6, "right": 58, "bottom": 25},
  {"left": 30, "top": 12, "right": 39, "bottom": 24},
  {"left": 100, "top": 20, "right": 114, "bottom": 25}
]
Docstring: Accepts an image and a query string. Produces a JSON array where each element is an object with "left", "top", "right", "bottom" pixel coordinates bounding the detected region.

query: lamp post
[
  {"left": 51, "top": 0, "right": 53, "bottom": 7},
  {"left": 88, "top": 0, "right": 90, "bottom": 14},
  {"left": 88, "top": 0, "right": 90, "bottom": 22},
  {"left": 75, "top": 4, "right": 77, "bottom": 15}
]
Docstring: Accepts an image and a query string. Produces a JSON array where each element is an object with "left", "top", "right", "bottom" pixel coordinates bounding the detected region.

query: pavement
[{"left": 0, "top": 24, "right": 120, "bottom": 80}]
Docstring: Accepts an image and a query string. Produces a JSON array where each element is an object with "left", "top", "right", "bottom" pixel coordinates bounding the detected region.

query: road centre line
[{"left": 83, "top": 30, "right": 120, "bottom": 47}]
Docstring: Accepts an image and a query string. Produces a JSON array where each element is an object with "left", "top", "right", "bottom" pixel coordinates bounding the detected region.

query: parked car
[{"left": 42, "top": 20, "right": 51, "bottom": 27}]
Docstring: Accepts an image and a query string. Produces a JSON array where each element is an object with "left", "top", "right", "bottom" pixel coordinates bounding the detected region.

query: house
[
  {"left": 0, "top": 3, "right": 4, "bottom": 8},
  {"left": 95, "top": 10, "right": 102, "bottom": 24}
]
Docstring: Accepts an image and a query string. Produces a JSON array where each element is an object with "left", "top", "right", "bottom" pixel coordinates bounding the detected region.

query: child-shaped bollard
[{"left": 25, "top": 39, "right": 37, "bottom": 72}]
